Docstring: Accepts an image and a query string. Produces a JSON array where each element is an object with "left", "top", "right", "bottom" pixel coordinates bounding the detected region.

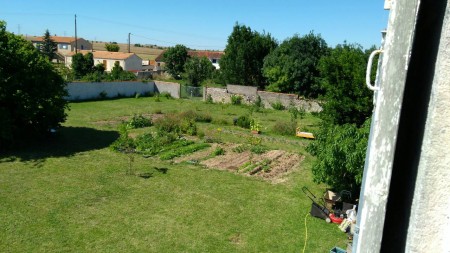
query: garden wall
[
  {"left": 204, "top": 85, "right": 322, "bottom": 112},
  {"left": 66, "top": 81, "right": 155, "bottom": 101},
  {"left": 66, "top": 81, "right": 181, "bottom": 101},
  {"left": 154, "top": 81, "right": 181, "bottom": 98}
]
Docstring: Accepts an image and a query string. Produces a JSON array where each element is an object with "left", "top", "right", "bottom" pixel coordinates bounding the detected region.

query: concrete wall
[
  {"left": 154, "top": 81, "right": 181, "bottom": 98},
  {"left": 204, "top": 85, "right": 322, "bottom": 112},
  {"left": 66, "top": 81, "right": 155, "bottom": 101}
]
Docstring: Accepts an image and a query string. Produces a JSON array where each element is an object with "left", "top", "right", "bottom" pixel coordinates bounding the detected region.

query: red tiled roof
[
  {"left": 188, "top": 51, "right": 224, "bottom": 59},
  {"left": 66, "top": 50, "right": 140, "bottom": 60}
]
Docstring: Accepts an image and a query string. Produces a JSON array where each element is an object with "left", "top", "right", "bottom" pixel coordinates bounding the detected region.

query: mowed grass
[{"left": 0, "top": 97, "right": 347, "bottom": 252}]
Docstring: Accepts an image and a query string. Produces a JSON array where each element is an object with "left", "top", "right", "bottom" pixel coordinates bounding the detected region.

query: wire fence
[{"left": 180, "top": 85, "right": 203, "bottom": 99}]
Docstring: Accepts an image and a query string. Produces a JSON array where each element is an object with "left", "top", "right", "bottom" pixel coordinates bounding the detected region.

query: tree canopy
[
  {"left": 39, "top": 29, "right": 57, "bottom": 60},
  {"left": 220, "top": 23, "right": 277, "bottom": 88},
  {"left": 105, "top": 43, "right": 120, "bottom": 52},
  {"left": 307, "top": 118, "right": 371, "bottom": 196},
  {"left": 263, "top": 32, "right": 329, "bottom": 98},
  {"left": 163, "top": 44, "right": 189, "bottom": 79},
  {"left": 71, "top": 52, "right": 94, "bottom": 78},
  {"left": 183, "top": 56, "right": 215, "bottom": 86},
  {"left": 0, "top": 21, "right": 68, "bottom": 149},
  {"left": 318, "top": 43, "right": 373, "bottom": 127}
]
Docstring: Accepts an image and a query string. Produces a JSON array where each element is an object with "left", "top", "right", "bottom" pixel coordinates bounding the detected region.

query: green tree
[
  {"left": 183, "top": 56, "right": 215, "bottom": 86},
  {"left": 110, "top": 61, "right": 123, "bottom": 80},
  {"left": 0, "top": 21, "right": 68, "bottom": 149},
  {"left": 105, "top": 43, "right": 120, "bottom": 52},
  {"left": 163, "top": 44, "right": 189, "bottom": 79},
  {"left": 220, "top": 23, "right": 277, "bottom": 88},
  {"left": 307, "top": 119, "right": 371, "bottom": 196},
  {"left": 318, "top": 43, "right": 372, "bottom": 127},
  {"left": 71, "top": 52, "right": 94, "bottom": 78},
  {"left": 263, "top": 32, "right": 329, "bottom": 98},
  {"left": 39, "top": 29, "right": 57, "bottom": 60}
]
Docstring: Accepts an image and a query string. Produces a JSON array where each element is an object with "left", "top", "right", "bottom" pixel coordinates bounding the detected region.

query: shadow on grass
[{"left": 1, "top": 126, "right": 119, "bottom": 164}]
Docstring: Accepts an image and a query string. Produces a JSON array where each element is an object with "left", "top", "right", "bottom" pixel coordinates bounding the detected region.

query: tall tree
[
  {"left": 318, "top": 43, "right": 372, "bottom": 127},
  {"left": 183, "top": 56, "right": 215, "bottom": 86},
  {"left": 0, "top": 21, "right": 68, "bottom": 149},
  {"left": 39, "top": 29, "right": 57, "bottom": 60},
  {"left": 71, "top": 52, "right": 94, "bottom": 78},
  {"left": 220, "top": 23, "right": 277, "bottom": 88},
  {"left": 263, "top": 32, "right": 329, "bottom": 98},
  {"left": 162, "top": 44, "right": 189, "bottom": 79},
  {"left": 105, "top": 42, "right": 120, "bottom": 52}
]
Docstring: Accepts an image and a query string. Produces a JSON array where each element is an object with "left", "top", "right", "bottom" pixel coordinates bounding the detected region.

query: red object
[{"left": 329, "top": 213, "right": 344, "bottom": 224}]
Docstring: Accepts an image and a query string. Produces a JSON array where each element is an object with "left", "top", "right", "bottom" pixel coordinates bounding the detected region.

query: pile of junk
[{"left": 302, "top": 186, "right": 358, "bottom": 252}]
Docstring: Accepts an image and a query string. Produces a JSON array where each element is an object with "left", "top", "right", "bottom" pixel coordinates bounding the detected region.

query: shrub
[
  {"left": 99, "top": 91, "right": 108, "bottom": 99},
  {"left": 160, "top": 91, "right": 172, "bottom": 99},
  {"left": 251, "top": 145, "right": 268, "bottom": 154},
  {"left": 231, "top": 95, "right": 242, "bottom": 105},
  {"left": 254, "top": 95, "right": 263, "bottom": 108},
  {"left": 234, "top": 115, "right": 251, "bottom": 129},
  {"left": 205, "top": 94, "right": 213, "bottom": 104},
  {"left": 270, "top": 101, "right": 285, "bottom": 110},
  {"left": 179, "top": 110, "right": 212, "bottom": 123},
  {"left": 212, "top": 147, "right": 225, "bottom": 156},
  {"left": 272, "top": 121, "right": 297, "bottom": 136},
  {"left": 153, "top": 113, "right": 198, "bottom": 136},
  {"left": 126, "top": 114, "right": 152, "bottom": 129}
]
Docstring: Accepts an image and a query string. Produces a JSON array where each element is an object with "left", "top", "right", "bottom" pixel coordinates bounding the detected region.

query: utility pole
[
  {"left": 75, "top": 14, "right": 78, "bottom": 53},
  {"left": 128, "top": 33, "right": 131, "bottom": 53}
]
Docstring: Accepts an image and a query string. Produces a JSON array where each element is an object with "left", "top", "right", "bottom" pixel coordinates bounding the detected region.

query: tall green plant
[
  {"left": 39, "top": 29, "right": 57, "bottom": 60},
  {"left": 307, "top": 118, "right": 371, "bottom": 196}
]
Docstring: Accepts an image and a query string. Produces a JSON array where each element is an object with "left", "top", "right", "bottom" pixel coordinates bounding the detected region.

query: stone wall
[
  {"left": 204, "top": 84, "right": 322, "bottom": 112},
  {"left": 66, "top": 81, "right": 155, "bottom": 101}
]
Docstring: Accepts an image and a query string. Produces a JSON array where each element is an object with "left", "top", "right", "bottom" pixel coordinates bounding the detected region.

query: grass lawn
[{"left": 0, "top": 97, "right": 347, "bottom": 252}]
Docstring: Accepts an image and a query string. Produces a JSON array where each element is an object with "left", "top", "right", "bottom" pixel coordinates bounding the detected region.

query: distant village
[{"left": 23, "top": 35, "right": 223, "bottom": 74}]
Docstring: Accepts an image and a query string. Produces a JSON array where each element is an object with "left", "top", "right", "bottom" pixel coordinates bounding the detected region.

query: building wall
[
  {"left": 204, "top": 85, "right": 322, "bottom": 112},
  {"left": 124, "top": 54, "right": 143, "bottom": 71},
  {"left": 66, "top": 81, "right": 155, "bottom": 101}
]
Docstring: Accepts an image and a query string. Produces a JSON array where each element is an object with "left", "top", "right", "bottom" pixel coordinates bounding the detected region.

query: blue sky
[{"left": 0, "top": 0, "right": 389, "bottom": 50}]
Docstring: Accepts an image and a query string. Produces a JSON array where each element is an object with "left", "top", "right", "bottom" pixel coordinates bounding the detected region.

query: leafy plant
[
  {"left": 212, "top": 147, "right": 225, "bottom": 156},
  {"left": 250, "top": 119, "right": 261, "bottom": 132},
  {"left": 234, "top": 115, "right": 251, "bottom": 129},
  {"left": 231, "top": 95, "right": 243, "bottom": 105},
  {"left": 270, "top": 101, "right": 285, "bottom": 110},
  {"left": 272, "top": 121, "right": 297, "bottom": 136},
  {"left": 126, "top": 114, "right": 152, "bottom": 129},
  {"left": 205, "top": 94, "right": 213, "bottom": 104},
  {"left": 160, "top": 92, "right": 173, "bottom": 99}
]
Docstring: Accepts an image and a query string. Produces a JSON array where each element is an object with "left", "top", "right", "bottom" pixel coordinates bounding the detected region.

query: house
[
  {"left": 65, "top": 50, "right": 143, "bottom": 72},
  {"left": 154, "top": 52, "right": 165, "bottom": 71},
  {"left": 188, "top": 50, "right": 224, "bottom": 69},
  {"left": 25, "top": 35, "right": 92, "bottom": 54}
]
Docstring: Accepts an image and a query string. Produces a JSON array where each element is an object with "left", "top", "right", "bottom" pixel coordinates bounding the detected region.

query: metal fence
[{"left": 180, "top": 85, "right": 203, "bottom": 99}]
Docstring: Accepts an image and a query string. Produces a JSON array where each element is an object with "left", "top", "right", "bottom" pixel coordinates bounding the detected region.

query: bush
[
  {"left": 234, "top": 115, "right": 251, "bottom": 129},
  {"left": 231, "top": 95, "right": 242, "bottom": 105},
  {"left": 212, "top": 147, "right": 225, "bottom": 156},
  {"left": 254, "top": 95, "right": 263, "bottom": 109},
  {"left": 270, "top": 101, "right": 285, "bottom": 110},
  {"left": 272, "top": 121, "right": 297, "bottom": 136},
  {"left": 160, "top": 91, "right": 172, "bottom": 99},
  {"left": 126, "top": 114, "right": 152, "bottom": 129},
  {"left": 153, "top": 113, "right": 198, "bottom": 136},
  {"left": 205, "top": 94, "right": 213, "bottom": 104},
  {"left": 179, "top": 110, "right": 212, "bottom": 123}
]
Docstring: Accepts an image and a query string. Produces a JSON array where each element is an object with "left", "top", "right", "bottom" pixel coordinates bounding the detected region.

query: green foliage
[
  {"left": 163, "top": 44, "right": 189, "bottom": 79},
  {"left": 254, "top": 95, "right": 263, "bottom": 109},
  {"left": 183, "top": 56, "right": 215, "bottom": 86},
  {"left": 250, "top": 119, "right": 261, "bottom": 132},
  {"left": 307, "top": 119, "right": 371, "bottom": 196},
  {"left": 126, "top": 114, "right": 152, "bottom": 129},
  {"left": 319, "top": 43, "right": 372, "bottom": 127},
  {"left": 234, "top": 115, "right": 251, "bottom": 129},
  {"left": 250, "top": 145, "right": 268, "bottom": 154},
  {"left": 39, "top": 29, "right": 57, "bottom": 60},
  {"left": 110, "top": 124, "right": 136, "bottom": 153},
  {"left": 153, "top": 113, "right": 198, "bottom": 136},
  {"left": 72, "top": 52, "right": 94, "bottom": 78},
  {"left": 212, "top": 147, "right": 225, "bottom": 156},
  {"left": 159, "top": 92, "right": 172, "bottom": 99},
  {"left": 205, "top": 94, "right": 213, "bottom": 104},
  {"left": 272, "top": 121, "right": 297, "bottom": 136},
  {"left": 178, "top": 110, "right": 212, "bottom": 123},
  {"left": 105, "top": 43, "right": 120, "bottom": 52},
  {"left": 159, "top": 143, "right": 210, "bottom": 160},
  {"left": 263, "top": 32, "right": 329, "bottom": 98},
  {"left": 0, "top": 21, "right": 68, "bottom": 149},
  {"left": 270, "top": 101, "right": 285, "bottom": 110},
  {"left": 220, "top": 23, "right": 277, "bottom": 88},
  {"left": 230, "top": 95, "right": 242, "bottom": 105}
]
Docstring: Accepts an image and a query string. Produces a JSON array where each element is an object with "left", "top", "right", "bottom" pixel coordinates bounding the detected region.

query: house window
[
  {"left": 212, "top": 59, "right": 217, "bottom": 64},
  {"left": 58, "top": 44, "right": 68, "bottom": 49},
  {"left": 81, "top": 45, "right": 84, "bottom": 50}
]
